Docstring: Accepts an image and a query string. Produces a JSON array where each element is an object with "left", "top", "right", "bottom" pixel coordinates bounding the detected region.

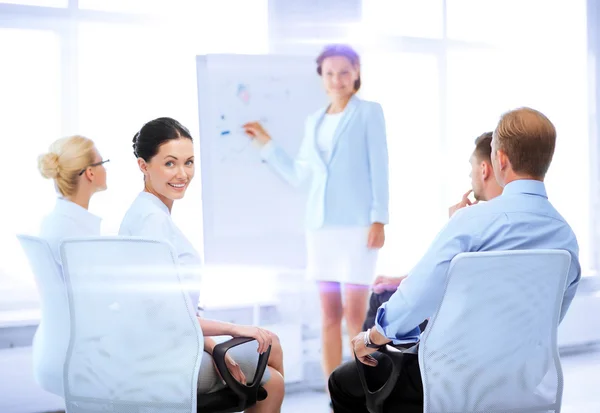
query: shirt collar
[
  {"left": 54, "top": 197, "right": 102, "bottom": 231},
  {"left": 501, "top": 179, "right": 548, "bottom": 198},
  {"left": 137, "top": 191, "right": 170, "bottom": 215}
]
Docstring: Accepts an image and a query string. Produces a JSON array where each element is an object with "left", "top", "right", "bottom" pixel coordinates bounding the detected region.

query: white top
[
  {"left": 35, "top": 197, "right": 101, "bottom": 397},
  {"left": 119, "top": 192, "right": 202, "bottom": 310},
  {"left": 40, "top": 197, "right": 102, "bottom": 267},
  {"left": 316, "top": 112, "right": 343, "bottom": 162}
]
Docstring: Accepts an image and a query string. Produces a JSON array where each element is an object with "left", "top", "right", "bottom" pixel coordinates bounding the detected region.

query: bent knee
[
  {"left": 328, "top": 361, "right": 362, "bottom": 394},
  {"left": 270, "top": 336, "right": 283, "bottom": 357},
  {"left": 270, "top": 332, "right": 281, "bottom": 348},
  {"left": 264, "top": 368, "right": 285, "bottom": 397},
  {"left": 328, "top": 364, "right": 343, "bottom": 392}
]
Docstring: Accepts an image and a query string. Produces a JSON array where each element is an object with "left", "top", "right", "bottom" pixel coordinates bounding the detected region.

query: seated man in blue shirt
[
  {"left": 330, "top": 107, "right": 581, "bottom": 413},
  {"left": 362, "top": 131, "right": 504, "bottom": 332}
]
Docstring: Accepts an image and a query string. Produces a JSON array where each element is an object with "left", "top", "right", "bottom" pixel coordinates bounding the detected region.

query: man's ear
[
  {"left": 496, "top": 149, "right": 509, "bottom": 171},
  {"left": 481, "top": 161, "right": 491, "bottom": 180}
]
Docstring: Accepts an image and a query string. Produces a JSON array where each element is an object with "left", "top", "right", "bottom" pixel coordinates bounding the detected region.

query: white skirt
[{"left": 305, "top": 226, "right": 378, "bottom": 285}]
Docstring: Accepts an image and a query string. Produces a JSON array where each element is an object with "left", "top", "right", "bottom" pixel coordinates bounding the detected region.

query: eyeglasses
[{"left": 79, "top": 159, "right": 110, "bottom": 176}]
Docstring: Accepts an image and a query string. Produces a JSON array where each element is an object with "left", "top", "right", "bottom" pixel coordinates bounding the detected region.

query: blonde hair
[{"left": 38, "top": 135, "right": 96, "bottom": 197}]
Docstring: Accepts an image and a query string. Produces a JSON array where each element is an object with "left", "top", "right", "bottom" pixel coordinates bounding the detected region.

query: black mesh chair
[
  {"left": 354, "top": 344, "right": 417, "bottom": 413},
  {"left": 198, "top": 337, "right": 272, "bottom": 413},
  {"left": 354, "top": 319, "right": 428, "bottom": 413}
]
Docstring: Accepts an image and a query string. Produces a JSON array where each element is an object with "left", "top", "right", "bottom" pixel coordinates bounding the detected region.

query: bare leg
[
  {"left": 318, "top": 281, "right": 344, "bottom": 385},
  {"left": 245, "top": 366, "right": 284, "bottom": 413},
  {"left": 266, "top": 334, "right": 284, "bottom": 377},
  {"left": 343, "top": 283, "right": 370, "bottom": 356}
]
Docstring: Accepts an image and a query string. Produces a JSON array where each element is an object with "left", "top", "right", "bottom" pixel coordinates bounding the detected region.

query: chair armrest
[
  {"left": 212, "top": 336, "right": 272, "bottom": 409},
  {"left": 355, "top": 344, "right": 416, "bottom": 413}
]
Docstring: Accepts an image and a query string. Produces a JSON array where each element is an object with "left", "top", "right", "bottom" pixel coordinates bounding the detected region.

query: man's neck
[
  {"left": 484, "top": 186, "right": 503, "bottom": 201},
  {"left": 503, "top": 175, "right": 543, "bottom": 186}
]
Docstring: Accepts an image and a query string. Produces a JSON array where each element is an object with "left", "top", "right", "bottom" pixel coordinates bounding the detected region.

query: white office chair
[
  {"left": 16, "top": 234, "right": 70, "bottom": 397},
  {"left": 419, "top": 249, "right": 571, "bottom": 413},
  {"left": 59, "top": 236, "right": 204, "bottom": 413}
]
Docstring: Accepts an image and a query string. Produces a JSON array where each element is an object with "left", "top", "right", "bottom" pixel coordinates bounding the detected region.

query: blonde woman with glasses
[{"left": 34, "top": 135, "right": 108, "bottom": 397}]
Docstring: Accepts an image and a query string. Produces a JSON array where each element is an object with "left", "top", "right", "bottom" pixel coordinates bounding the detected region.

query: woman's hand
[
  {"left": 230, "top": 325, "right": 274, "bottom": 354},
  {"left": 242, "top": 122, "right": 272, "bottom": 146},
  {"left": 213, "top": 354, "right": 246, "bottom": 384},
  {"left": 367, "top": 222, "right": 385, "bottom": 249}
]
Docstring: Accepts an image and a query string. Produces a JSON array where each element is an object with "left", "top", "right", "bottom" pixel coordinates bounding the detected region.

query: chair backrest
[
  {"left": 60, "top": 236, "right": 203, "bottom": 413},
  {"left": 16, "top": 234, "right": 70, "bottom": 396},
  {"left": 419, "top": 249, "right": 571, "bottom": 413}
]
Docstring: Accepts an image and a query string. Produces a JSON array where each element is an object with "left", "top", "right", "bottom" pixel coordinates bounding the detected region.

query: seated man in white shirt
[
  {"left": 330, "top": 108, "right": 581, "bottom": 412},
  {"left": 362, "top": 131, "right": 504, "bottom": 331}
]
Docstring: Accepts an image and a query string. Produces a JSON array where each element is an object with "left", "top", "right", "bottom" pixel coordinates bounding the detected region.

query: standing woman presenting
[{"left": 244, "top": 44, "right": 389, "bottom": 395}]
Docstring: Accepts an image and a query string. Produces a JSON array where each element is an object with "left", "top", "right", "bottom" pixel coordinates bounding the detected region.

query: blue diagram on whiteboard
[
  {"left": 196, "top": 54, "right": 325, "bottom": 268},
  {"left": 214, "top": 80, "right": 292, "bottom": 163},
  {"left": 237, "top": 83, "right": 250, "bottom": 104}
]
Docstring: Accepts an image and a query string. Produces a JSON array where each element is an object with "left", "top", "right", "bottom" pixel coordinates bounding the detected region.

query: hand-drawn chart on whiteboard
[
  {"left": 214, "top": 80, "right": 293, "bottom": 163},
  {"left": 196, "top": 55, "right": 326, "bottom": 269}
]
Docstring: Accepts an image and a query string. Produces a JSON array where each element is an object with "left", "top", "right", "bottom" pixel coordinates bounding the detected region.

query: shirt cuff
[
  {"left": 259, "top": 140, "right": 275, "bottom": 161},
  {"left": 374, "top": 304, "right": 390, "bottom": 337},
  {"left": 374, "top": 304, "right": 420, "bottom": 345},
  {"left": 371, "top": 210, "right": 389, "bottom": 225}
]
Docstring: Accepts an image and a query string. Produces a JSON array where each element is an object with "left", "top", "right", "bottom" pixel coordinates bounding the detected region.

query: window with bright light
[
  {"left": 77, "top": 22, "right": 202, "bottom": 242},
  {"left": 362, "top": 0, "right": 444, "bottom": 39},
  {"left": 0, "top": 0, "right": 270, "bottom": 314},
  {"left": 78, "top": 0, "right": 269, "bottom": 54},
  {"left": 361, "top": 52, "right": 445, "bottom": 275},
  {"left": 445, "top": 5, "right": 590, "bottom": 274},
  {"left": 0, "top": 29, "right": 61, "bottom": 311},
  {"left": 446, "top": 0, "right": 584, "bottom": 47},
  {"left": 0, "top": 0, "right": 66, "bottom": 7},
  {"left": 192, "top": 0, "right": 269, "bottom": 54},
  {"left": 77, "top": 1, "right": 269, "bottom": 255},
  {"left": 78, "top": 0, "right": 184, "bottom": 14},
  {"left": 444, "top": 48, "right": 537, "bottom": 202}
]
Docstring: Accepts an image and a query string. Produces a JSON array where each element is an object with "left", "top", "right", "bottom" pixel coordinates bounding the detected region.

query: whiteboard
[{"left": 196, "top": 54, "right": 326, "bottom": 269}]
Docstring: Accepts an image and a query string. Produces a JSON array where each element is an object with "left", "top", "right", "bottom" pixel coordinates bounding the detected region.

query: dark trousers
[{"left": 328, "top": 351, "right": 423, "bottom": 412}]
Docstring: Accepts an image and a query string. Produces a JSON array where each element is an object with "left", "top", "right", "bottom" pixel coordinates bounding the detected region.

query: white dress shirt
[
  {"left": 119, "top": 192, "right": 202, "bottom": 310},
  {"left": 36, "top": 197, "right": 102, "bottom": 397},
  {"left": 40, "top": 197, "right": 102, "bottom": 267}
]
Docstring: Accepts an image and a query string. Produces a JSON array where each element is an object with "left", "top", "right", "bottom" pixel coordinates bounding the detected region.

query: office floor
[{"left": 1, "top": 346, "right": 599, "bottom": 413}]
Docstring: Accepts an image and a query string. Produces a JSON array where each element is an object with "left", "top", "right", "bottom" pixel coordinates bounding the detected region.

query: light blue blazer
[{"left": 260, "top": 95, "right": 389, "bottom": 230}]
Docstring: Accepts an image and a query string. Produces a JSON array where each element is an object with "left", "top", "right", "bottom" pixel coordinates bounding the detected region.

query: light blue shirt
[
  {"left": 260, "top": 95, "right": 389, "bottom": 229},
  {"left": 375, "top": 180, "right": 581, "bottom": 343}
]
